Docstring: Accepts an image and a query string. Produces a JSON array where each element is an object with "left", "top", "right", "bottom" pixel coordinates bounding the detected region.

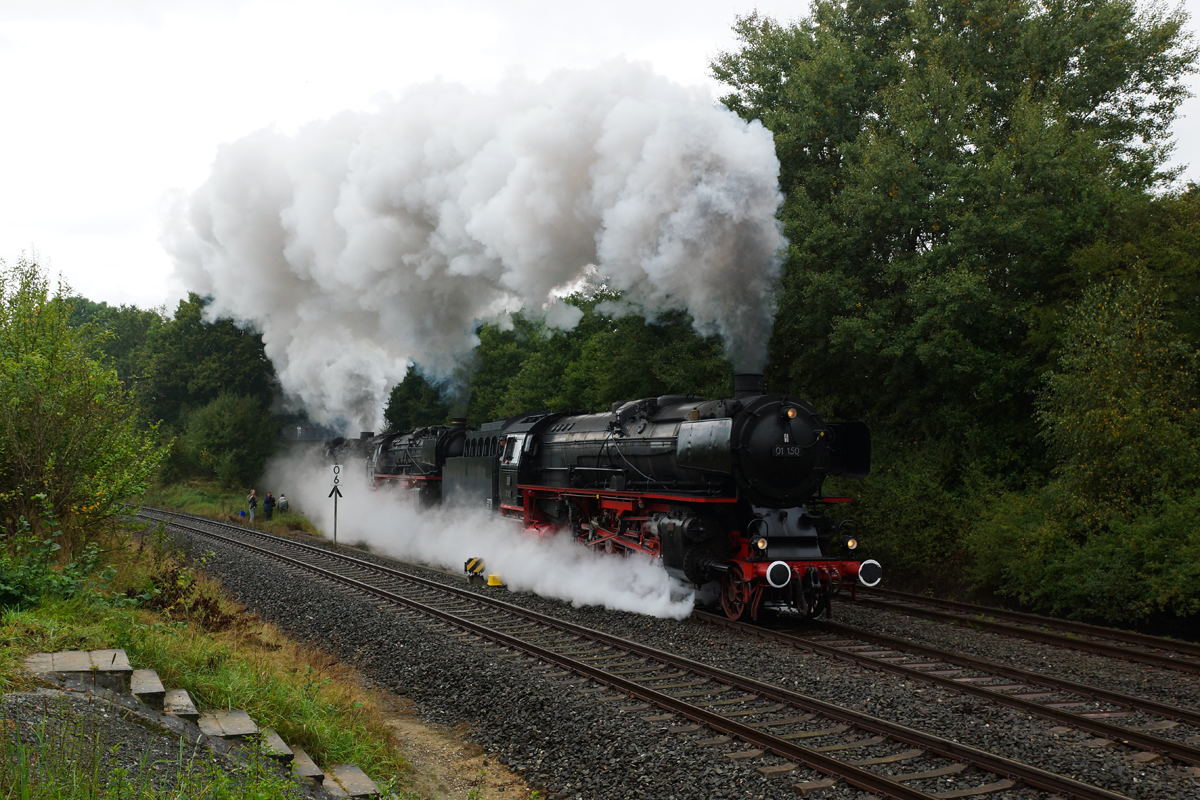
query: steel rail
[
  {"left": 694, "top": 611, "right": 1200, "bottom": 765},
  {"left": 858, "top": 588, "right": 1200, "bottom": 659},
  {"left": 847, "top": 595, "right": 1200, "bottom": 676},
  {"left": 140, "top": 514, "right": 928, "bottom": 799},
  {"left": 141, "top": 509, "right": 1136, "bottom": 800}
]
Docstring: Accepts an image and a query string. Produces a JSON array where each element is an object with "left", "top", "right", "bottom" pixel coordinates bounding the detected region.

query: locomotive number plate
[{"left": 773, "top": 445, "right": 802, "bottom": 457}]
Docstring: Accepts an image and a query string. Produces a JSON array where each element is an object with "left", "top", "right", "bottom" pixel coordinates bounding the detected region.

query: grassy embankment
[
  {"left": 141, "top": 480, "right": 321, "bottom": 538},
  {"left": 0, "top": 515, "right": 414, "bottom": 799}
]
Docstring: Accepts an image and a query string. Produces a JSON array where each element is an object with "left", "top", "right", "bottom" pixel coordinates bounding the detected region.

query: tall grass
[
  {"left": 140, "top": 480, "right": 320, "bottom": 538},
  {"left": 0, "top": 697, "right": 302, "bottom": 799}
]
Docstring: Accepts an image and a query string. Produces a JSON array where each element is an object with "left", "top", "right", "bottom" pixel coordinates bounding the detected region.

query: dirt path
[{"left": 376, "top": 693, "right": 535, "bottom": 800}]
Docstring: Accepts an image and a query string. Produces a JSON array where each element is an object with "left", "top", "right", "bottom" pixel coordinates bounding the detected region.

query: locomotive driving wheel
[
  {"left": 801, "top": 567, "right": 832, "bottom": 620},
  {"left": 720, "top": 572, "right": 763, "bottom": 621}
]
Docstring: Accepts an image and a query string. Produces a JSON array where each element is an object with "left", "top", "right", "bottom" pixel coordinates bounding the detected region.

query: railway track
[
  {"left": 696, "top": 611, "right": 1200, "bottom": 765},
  {"left": 845, "top": 589, "right": 1200, "bottom": 676},
  {"left": 136, "top": 508, "right": 1154, "bottom": 800}
]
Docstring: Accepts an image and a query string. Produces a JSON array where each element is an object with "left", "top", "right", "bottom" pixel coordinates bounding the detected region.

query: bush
[
  {"left": 967, "top": 275, "right": 1200, "bottom": 622},
  {"left": 825, "top": 437, "right": 1005, "bottom": 594},
  {"left": 0, "top": 256, "right": 165, "bottom": 552},
  {"left": 0, "top": 499, "right": 109, "bottom": 609},
  {"left": 181, "top": 395, "right": 279, "bottom": 488}
]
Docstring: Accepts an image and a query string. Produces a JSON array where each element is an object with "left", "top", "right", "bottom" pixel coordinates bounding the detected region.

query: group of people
[{"left": 245, "top": 489, "right": 288, "bottom": 522}]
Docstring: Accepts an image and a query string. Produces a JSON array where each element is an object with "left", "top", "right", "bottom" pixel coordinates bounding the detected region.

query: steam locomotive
[{"left": 335, "top": 373, "right": 881, "bottom": 621}]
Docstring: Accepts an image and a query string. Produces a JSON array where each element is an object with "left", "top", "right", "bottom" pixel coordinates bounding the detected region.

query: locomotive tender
[{"left": 349, "top": 373, "right": 881, "bottom": 621}]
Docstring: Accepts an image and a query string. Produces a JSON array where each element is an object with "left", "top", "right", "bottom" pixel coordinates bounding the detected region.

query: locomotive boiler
[{"left": 354, "top": 373, "right": 881, "bottom": 621}]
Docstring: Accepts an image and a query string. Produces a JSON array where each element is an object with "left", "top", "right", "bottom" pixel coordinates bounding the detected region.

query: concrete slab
[
  {"left": 895, "top": 764, "right": 967, "bottom": 782},
  {"left": 847, "top": 748, "right": 924, "bottom": 766},
  {"left": 51, "top": 650, "right": 93, "bottom": 672},
  {"left": 291, "top": 746, "right": 324, "bottom": 784},
  {"left": 811, "top": 735, "right": 886, "bottom": 753},
  {"left": 698, "top": 736, "right": 732, "bottom": 746},
  {"left": 330, "top": 764, "right": 379, "bottom": 797},
  {"left": 23, "top": 653, "right": 53, "bottom": 672},
  {"left": 778, "top": 724, "right": 849, "bottom": 741},
  {"left": 45, "top": 650, "right": 133, "bottom": 692},
  {"left": 259, "top": 728, "right": 294, "bottom": 763},
  {"left": 1129, "top": 751, "right": 1164, "bottom": 764},
  {"left": 198, "top": 714, "right": 225, "bottom": 738},
  {"left": 131, "top": 669, "right": 165, "bottom": 710},
  {"left": 323, "top": 776, "right": 349, "bottom": 798},
  {"left": 1133, "top": 720, "right": 1179, "bottom": 732},
  {"left": 198, "top": 709, "right": 259, "bottom": 738},
  {"left": 758, "top": 763, "right": 797, "bottom": 776},
  {"left": 164, "top": 689, "right": 199, "bottom": 722},
  {"left": 1083, "top": 738, "right": 1115, "bottom": 748},
  {"left": 90, "top": 650, "right": 132, "bottom": 672}
]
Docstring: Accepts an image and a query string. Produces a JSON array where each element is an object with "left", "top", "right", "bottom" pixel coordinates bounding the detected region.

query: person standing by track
[
  {"left": 247, "top": 489, "right": 258, "bottom": 522},
  {"left": 263, "top": 492, "right": 276, "bottom": 521}
]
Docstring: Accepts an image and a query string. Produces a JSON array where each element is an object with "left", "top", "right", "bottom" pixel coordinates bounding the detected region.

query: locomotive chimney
[
  {"left": 733, "top": 373, "right": 764, "bottom": 399},
  {"left": 450, "top": 417, "right": 467, "bottom": 428},
  {"left": 360, "top": 431, "right": 374, "bottom": 440}
]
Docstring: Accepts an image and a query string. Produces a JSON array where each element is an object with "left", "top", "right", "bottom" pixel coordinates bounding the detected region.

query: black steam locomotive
[{"left": 336, "top": 373, "right": 881, "bottom": 621}]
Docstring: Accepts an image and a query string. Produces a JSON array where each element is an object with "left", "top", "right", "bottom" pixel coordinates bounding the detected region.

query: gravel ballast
[{"left": 178, "top": 524, "right": 1200, "bottom": 800}]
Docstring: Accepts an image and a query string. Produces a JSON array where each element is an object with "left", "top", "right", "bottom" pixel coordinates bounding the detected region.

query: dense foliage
[
  {"left": 711, "top": 0, "right": 1199, "bottom": 622},
  {"left": 0, "top": 258, "right": 164, "bottom": 550},
  {"left": 72, "top": 293, "right": 280, "bottom": 488},
  {"left": 383, "top": 290, "right": 734, "bottom": 428}
]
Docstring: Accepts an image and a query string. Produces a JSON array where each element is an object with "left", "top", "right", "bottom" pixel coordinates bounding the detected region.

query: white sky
[{"left": 2, "top": 0, "right": 1198, "bottom": 310}]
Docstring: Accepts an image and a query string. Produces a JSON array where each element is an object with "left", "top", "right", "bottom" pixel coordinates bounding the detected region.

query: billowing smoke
[
  {"left": 265, "top": 452, "right": 695, "bottom": 619},
  {"left": 164, "top": 60, "right": 785, "bottom": 431}
]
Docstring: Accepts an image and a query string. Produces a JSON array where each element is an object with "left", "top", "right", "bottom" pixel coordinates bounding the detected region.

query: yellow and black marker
[{"left": 465, "top": 558, "right": 486, "bottom": 585}]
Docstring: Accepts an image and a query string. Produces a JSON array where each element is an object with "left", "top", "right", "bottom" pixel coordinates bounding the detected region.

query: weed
[
  {"left": 0, "top": 497, "right": 114, "bottom": 609},
  {"left": 468, "top": 767, "right": 487, "bottom": 800}
]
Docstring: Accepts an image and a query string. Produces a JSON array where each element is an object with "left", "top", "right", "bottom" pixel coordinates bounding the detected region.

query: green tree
[
  {"left": 181, "top": 394, "right": 280, "bottom": 488},
  {"left": 67, "top": 296, "right": 165, "bottom": 387},
  {"left": 1039, "top": 275, "right": 1200, "bottom": 520},
  {"left": 465, "top": 296, "right": 732, "bottom": 423},
  {"left": 142, "top": 293, "right": 277, "bottom": 428},
  {"left": 1066, "top": 186, "right": 1200, "bottom": 342},
  {"left": 712, "top": 0, "right": 1195, "bottom": 432},
  {"left": 969, "top": 275, "right": 1200, "bottom": 620},
  {"left": 0, "top": 256, "right": 165, "bottom": 549},
  {"left": 711, "top": 0, "right": 1196, "bottom": 591},
  {"left": 383, "top": 370, "right": 452, "bottom": 431}
]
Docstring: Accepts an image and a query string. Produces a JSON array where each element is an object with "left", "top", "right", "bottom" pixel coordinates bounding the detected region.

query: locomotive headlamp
[
  {"left": 785, "top": 407, "right": 799, "bottom": 419},
  {"left": 754, "top": 537, "right": 768, "bottom": 551},
  {"left": 846, "top": 538, "right": 858, "bottom": 550}
]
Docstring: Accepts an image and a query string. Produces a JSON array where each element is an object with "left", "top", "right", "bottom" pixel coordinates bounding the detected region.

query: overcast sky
[{"left": 2, "top": 0, "right": 1198, "bottom": 310}]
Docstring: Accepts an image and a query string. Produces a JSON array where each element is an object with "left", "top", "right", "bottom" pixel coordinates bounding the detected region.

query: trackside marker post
[{"left": 329, "top": 464, "right": 343, "bottom": 548}]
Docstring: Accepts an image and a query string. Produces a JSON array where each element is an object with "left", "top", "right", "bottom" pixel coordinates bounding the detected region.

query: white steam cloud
[
  {"left": 166, "top": 60, "right": 787, "bottom": 431},
  {"left": 265, "top": 452, "right": 695, "bottom": 619},
  {"left": 164, "top": 60, "right": 786, "bottom": 431}
]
